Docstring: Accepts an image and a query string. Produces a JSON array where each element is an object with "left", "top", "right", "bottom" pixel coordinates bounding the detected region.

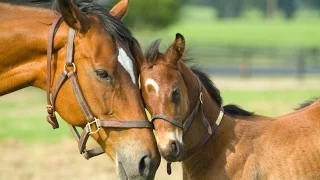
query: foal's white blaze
[
  {"left": 117, "top": 48, "right": 136, "bottom": 84},
  {"left": 145, "top": 78, "right": 159, "bottom": 95}
]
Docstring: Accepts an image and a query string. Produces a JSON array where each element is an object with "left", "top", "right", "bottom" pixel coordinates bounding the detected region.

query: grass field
[
  {"left": 135, "top": 6, "right": 320, "bottom": 48},
  {"left": 1, "top": 76, "right": 319, "bottom": 143},
  {"left": 1, "top": 4, "right": 319, "bottom": 180},
  {"left": 0, "top": 76, "right": 319, "bottom": 179}
]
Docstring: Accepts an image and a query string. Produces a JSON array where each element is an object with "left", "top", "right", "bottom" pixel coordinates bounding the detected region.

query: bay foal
[{"left": 140, "top": 33, "right": 320, "bottom": 179}]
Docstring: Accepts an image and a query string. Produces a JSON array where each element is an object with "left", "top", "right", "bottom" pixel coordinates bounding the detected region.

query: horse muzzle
[{"left": 116, "top": 148, "right": 159, "bottom": 180}]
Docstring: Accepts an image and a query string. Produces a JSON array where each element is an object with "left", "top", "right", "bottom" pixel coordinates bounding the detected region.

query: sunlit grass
[
  {"left": 0, "top": 87, "right": 72, "bottom": 143},
  {"left": 134, "top": 6, "right": 320, "bottom": 48},
  {"left": 0, "top": 76, "right": 318, "bottom": 143},
  {"left": 222, "top": 89, "right": 319, "bottom": 116}
]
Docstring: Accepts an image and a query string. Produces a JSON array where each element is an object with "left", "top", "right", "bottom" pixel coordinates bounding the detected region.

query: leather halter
[
  {"left": 46, "top": 15, "right": 153, "bottom": 159},
  {"left": 151, "top": 77, "right": 224, "bottom": 174}
]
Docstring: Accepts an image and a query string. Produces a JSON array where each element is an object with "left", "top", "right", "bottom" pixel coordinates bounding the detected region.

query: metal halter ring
[
  {"left": 64, "top": 63, "right": 77, "bottom": 73},
  {"left": 200, "top": 92, "right": 204, "bottom": 104},
  {"left": 86, "top": 118, "right": 101, "bottom": 134}
]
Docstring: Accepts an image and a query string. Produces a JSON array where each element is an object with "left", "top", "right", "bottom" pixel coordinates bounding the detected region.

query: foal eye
[
  {"left": 95, "top": 69, "right": 111, "bottom": 80},
  {"left": 172, "top": 87, "right": 180, "bottom": 103}
]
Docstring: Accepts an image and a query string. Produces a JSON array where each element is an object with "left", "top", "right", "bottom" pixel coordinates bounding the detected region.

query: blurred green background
[
  {"left": 106, "top": 0, "right": 320, "bottom": 77},
  {"left": 0, "top": 1, "right": 319, "bottom": 179},
  {"left": 1, "top": 0, "right": 320, "bottom": 143}
]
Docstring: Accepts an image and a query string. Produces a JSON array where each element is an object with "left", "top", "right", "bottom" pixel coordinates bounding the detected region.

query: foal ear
[
  {"left": 110, "top": 0, "right": 129, "bottom": 20},
  {"left": 165, "top": 33, "right": 185, "bottom": 65},
  {"left": 58, "top": 0, "right": 90, "bottom": 33}
]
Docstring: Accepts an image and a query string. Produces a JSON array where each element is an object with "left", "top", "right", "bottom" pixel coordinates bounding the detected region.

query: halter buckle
[
  {"left": 86, "top": 118, "right": 101, "bottom": 134},
  {"left": 64, "top": 63, "right": 77, "bottom": 73},
  {"left": 46, "top": 105, "right": 55, "bottom": 114}
]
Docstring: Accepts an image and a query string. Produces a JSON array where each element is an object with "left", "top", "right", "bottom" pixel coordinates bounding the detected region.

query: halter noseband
[
  {"left": 151, "top": 77, "right": 224, "bottom": 174},
  {"left": 46, "top": 15, "right": 153, "bottom": 159}
]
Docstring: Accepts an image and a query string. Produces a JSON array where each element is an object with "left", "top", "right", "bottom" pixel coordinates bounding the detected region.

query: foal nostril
[
  {"left": 138, "top": 155, "right": 151, "bottom": 177},
  {"left": 171, "top": 141, "right": 180, "bottom": 158}
]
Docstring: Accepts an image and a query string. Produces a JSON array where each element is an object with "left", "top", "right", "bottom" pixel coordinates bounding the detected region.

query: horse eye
[
  {"left": 95, "top": 69, "right": 111, "bottom": 80},
  {"left": 172, "top": 87, "right": 180, "bottom": 103}
]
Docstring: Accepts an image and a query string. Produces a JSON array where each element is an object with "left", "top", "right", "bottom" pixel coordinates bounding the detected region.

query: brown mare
[
  {"left": 140, "top": 33, "right": 320, "bottom": 179},
  {"left": 0, "top": 0, "right": 160, "bottom": 179}
]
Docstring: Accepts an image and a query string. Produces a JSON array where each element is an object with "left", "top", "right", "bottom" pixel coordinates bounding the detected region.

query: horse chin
[
  {"left": 159, "top": 150, "right": 182, "bottom": 163},
  {"left": 117, "top": 162, "right": 129, "bottom": 180},
  {"left": 117, "top": 161, "right": 156, "bottom": 180}
]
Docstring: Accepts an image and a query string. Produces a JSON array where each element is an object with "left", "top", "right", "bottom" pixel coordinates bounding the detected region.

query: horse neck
[
  {"left": 0, "top": 3, "right": 68, "bottom": 95},
  {"left": 179, "top": 63, "right": 221, "bottom": 147},
  {"left": 179, "top": 63, "right": 236, "bottom": 178}
]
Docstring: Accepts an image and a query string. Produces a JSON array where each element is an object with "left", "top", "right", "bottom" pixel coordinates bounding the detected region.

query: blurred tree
[
  {"left": 212, "top": 0, "right": 243, "bottom": 18},
  {"left": 207, "top": 0, "right": 303, "bottom": 20},
  {"left": 303, "top": 0, "right": 320, "bottom": 9},
  {"left": 266, "top": 0, "right": 277, "bottom": 20},
  {"left": 278, "top": 0, "right": 299, "bottom": 19},
  {"left": 248, "top": 0, "right": 299, "bottom": 19},
  {"left": 107, "top": 0, "right": 181, "bottom": 29},
  {"left": 181, "top": 0, "right": 212, "bottom": 6}
]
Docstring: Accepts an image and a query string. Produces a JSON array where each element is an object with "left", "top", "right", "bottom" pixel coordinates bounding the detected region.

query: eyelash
[
  {"left": 95, "top": 69, "right": 111, "bottom": 81},
  {"left": 172, "top": 87, "right": 180, "bottom": 103}
]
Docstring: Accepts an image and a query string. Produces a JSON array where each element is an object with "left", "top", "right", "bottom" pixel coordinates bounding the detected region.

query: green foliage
[
  {"left": 212, "top": 0, "right": 242, "bottom": 18},
  {"left": 135, "top": 6, "right": 320, "bottom": 48},
  {"left": 109, "top": 0, "right": 182, "bottom": 29},
  {"left": 303, "top": 0, "right": 320, "bottom": 9},
  {"left": 186, "top": 0, "right": 317, "bottom": 20},
  {"left": 278, "top": 0, "right": 299, "bottom": 19}
]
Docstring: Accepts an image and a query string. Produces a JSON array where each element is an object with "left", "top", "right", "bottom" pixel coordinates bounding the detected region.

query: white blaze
[
  {"left": 117, "top": 48, "right": 136, "bottom": 84},
  {"left": 145, "top": 78, "right": 159, "bottom": 95}
]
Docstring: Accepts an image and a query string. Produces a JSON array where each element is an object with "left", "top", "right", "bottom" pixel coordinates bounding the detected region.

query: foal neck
[
  {"left": 179, "top": 63, "right": 222, "bottom": 150},
  {"left": 179, "top": 63, "right": 232, "bottom": 178},
  {"left": 0, "top": 4, "right": 68, "bottom": 95}
]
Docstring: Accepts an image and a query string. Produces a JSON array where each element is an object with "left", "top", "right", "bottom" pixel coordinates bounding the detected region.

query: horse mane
[
  {"left": 4, "top": 0, "right": 136, "bottom": 49},
  {"left": 145, "top": 39, "right": 161, "bottom": 66},
  {"left": 191, "top": 66, "right": 254, "bottom": 117},
  {"left": 191, "top": 67, "right": 222, "bottom": 106},
  {"left": 295, "top": 97, "right": 320, "bottom": 110},
  {"left": 2, "top": 0, "right": 54, "bottom": 9}
]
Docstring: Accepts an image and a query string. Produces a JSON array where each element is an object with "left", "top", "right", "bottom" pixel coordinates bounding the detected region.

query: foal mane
[
  {"left": 145, "top": 40, "right": 254, "bottom": 117},
  {"left": 5, "top": 0, "right": 138, "bottom": 52},
  {"left": 191, "top": 67, "right": 254, "bottom": 117},
  {"left": 145, "top": 39, "right": 162, "bottom": 66},
  {"left": 295, "top": 97, "right": 320, "bottom": 110}
]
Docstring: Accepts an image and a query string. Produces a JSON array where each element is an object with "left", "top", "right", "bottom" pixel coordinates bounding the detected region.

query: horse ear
[
  {"left": 58, "top": 0, "right": 90, "bottom": 33},
  {"left": 110, "top": 0, "right": 129, "bottom": 20},
  {"left": 165, "top": 33, "right": 185, "bottom": 65}
]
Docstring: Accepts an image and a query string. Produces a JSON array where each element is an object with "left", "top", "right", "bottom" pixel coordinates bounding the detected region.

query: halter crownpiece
[
  {"left": 46, "top": 15, "right": 153, "bottom": 159},
  {"left": 151, "top": 77, "right": 224, "bottom": 174}
]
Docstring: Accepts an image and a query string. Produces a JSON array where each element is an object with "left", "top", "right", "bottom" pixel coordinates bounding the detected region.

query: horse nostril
[
  {"left": 171, "top": 141, "right": 180, "bottom": 157},
  {"left": 138, "top": 155, "right": 151, "bottom": 177}
]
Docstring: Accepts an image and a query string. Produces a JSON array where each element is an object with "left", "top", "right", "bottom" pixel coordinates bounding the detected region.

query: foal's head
[{"left": 140, "top": 34, "right": 197, "bottom": 161}]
